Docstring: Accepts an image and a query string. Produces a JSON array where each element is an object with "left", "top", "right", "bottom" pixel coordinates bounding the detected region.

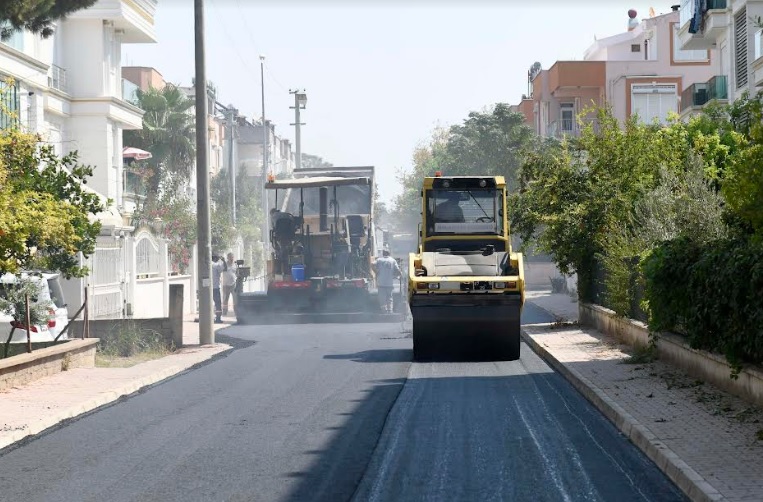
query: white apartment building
[
  {"left": 0, "top": 1, "right": 196, "bottom": 320},
  {"left": 0, "top": 0, "right": 156, "bottom": 211},
  {"left": 677, "top": 0, "right": 763, "bottom": 111},
  {"left": 233, "top": 117, "right": 295, "bottom": 179}
]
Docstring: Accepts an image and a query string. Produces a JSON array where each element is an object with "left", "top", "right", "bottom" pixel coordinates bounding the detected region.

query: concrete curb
[
  {"left": 0, "top": 344, "right": 233, "bottom": 452},
  {"left": 526, "top": 296, "right": 578, "bottom": 323},
  {"left": 521, "top": 328, "right": 724, "bottom": 502}
]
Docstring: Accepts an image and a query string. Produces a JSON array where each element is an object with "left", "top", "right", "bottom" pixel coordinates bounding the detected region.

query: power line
[
  {"left": 207, "top": 0, "right": 258, "bottom": 84},
  {"left": 264, "top": 63, "right": 289, "bottom": 93}
]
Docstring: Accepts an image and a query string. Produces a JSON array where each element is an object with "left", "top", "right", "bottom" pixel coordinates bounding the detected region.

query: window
[
  {"left": 0, "top": 23, "right": 23, "bottom": 51},
  {"left": 560, "top": 103, "right": 574, "bottom": 132},
  {"left": 426, "top": 189, "right": 501, "bottom": 235},
  {"left": 673, "top": 24, "right": 708, "bottom": 62},
  {"left": 735, "top": 7, "right": 748, "bottom": 89},
  {"left": 0, "top": 78, "right": 19, "bottom": 130},
  {"left": 631, "top": 84, "right": 678, "bottom": 125},
  {"left": 631, "top": 44, "right": 641, "bottom": 53}
]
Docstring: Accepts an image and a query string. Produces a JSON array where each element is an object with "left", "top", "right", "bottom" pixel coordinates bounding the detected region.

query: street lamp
[{"left": 290, "top": 89, "right": 307, "bottom": 171}]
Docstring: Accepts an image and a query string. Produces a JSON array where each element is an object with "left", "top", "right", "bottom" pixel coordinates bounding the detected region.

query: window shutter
[
  {"left": 735, "top": 7, "right": 748, "bottom": 89},
  {"left": 631, "top": 84, "right": 677, "bottom": 125}
]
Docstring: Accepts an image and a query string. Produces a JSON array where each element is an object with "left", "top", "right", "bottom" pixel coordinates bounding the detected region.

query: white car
[{"left": 0, "top": 272, "right": 69, "bottom": 344}]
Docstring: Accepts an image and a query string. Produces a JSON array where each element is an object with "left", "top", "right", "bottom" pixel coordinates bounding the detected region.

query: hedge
[{"left": 642, "top": 236, "right": 763, "bottom": 369}]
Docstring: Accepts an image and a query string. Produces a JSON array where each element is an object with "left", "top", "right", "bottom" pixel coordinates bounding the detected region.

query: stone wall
[{"left": 0, "top": 339, "right": 98, "bottom": 392}]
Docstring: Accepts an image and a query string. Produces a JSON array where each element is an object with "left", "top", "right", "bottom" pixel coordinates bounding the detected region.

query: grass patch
[
  {"left": 550, "top": 316, "right": 579, "bottom": 330},
  {"left": 95, "top": 321, "right": 174, "bottom": 367},
  {"left": 95, "top": 350, "right": 169, "bottom": 368},
  {"left": 622, "top": 344, "right": 658, "bottom": 365}
]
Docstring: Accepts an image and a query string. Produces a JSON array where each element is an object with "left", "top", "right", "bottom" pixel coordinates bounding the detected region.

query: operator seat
[{"left": 272, "top": 212, "right": 297, "bottom": 246}]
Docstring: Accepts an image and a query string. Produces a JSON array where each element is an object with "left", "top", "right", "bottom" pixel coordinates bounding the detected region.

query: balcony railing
[
  {"left": 680, "top": 0, "right": 727, "bottom": 29},
  {"left": 560, "top": 118, "right": 574, "bottom": 133},
  {"left": 121, "top": 78, "right": 140, "bottom": 106},
  {"left": 48, "top": 64, "right": 67, "bottom": 93},
  {"left": 546, "top": 119, "right": 579, "bottom": 139},
  {"left": 680, "top": 75, "right": 728, "bottom": 112}
]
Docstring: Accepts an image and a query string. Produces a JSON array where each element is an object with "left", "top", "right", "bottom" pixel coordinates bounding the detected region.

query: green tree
[
  {"left": 0, "top": 0, "right": 97, "bottom": 40},
  {"left": 509, "top": 106, "right": 726, "bottom": 302},
  {"left": 0, "top": 129, "right": 102, "bottom": 277},
  {"left": 209, "top": 168, "right": 264, "bottom": 272},
  {"left": 443, "top": 103, "right": 534, "bottom": 190},
  {"left": 392, "top": 105, "right": 533, "bottom": 232},
  {"left": 210, "top": 168, "right": 238, "bottom": 253},
  {"left": 720, "top": 92, "right": 763, "bottom": 237},
  {"left": 300, "top": 153, "right": 333, "bottom": 170},
  {"left": 138, "top": 192, "right": 196, "bottom": 275},
  {"left": 123, "top": 84, "right": 195, "bottom": 199},
  {"left": 391, "top": 127, "right": 450, "bottom": 233}
]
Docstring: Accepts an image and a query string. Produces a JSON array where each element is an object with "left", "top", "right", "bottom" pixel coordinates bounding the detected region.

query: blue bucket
[{"left": 291, "top": 264, "right": 305, "bottom": 282}]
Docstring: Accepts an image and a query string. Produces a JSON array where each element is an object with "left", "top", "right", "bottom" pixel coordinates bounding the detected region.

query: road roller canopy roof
[
  {"left": 265, "top": 176, "right": 370, "bottom": 189},
  {"left": 422, "top": 175, "right": 505, "bottom": 190}
]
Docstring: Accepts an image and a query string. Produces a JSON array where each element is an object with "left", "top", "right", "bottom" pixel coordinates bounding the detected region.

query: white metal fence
[
  {"left": 136, "top": 236, "right": 160, "bottom": 278},
  {"left": 87, "top": 244, "right": 124, "bottom": 319}
]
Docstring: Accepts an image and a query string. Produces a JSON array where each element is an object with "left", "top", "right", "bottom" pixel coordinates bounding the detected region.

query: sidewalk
[
  {"left": 0, "top": 316, "right": 233, "bottom": 452},
  {"left": 525, "top": 291, "right": 763, "bottom": 502}
]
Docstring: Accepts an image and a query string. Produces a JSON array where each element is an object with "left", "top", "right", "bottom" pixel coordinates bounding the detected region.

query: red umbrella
[{"left": 122, "top": 147, "right": 153, "bottom": 160}]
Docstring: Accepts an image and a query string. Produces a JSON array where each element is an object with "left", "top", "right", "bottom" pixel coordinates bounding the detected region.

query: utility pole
[
  {"left": 259, "top": 55, "right": 269, "bottom": 288},
  {"left": 289, "top": 90, "right": 307, "bottom": 171},
  {"left": 226, "top": 106, "right": 237, "bottom": 225},
  {"left": 194, "top": 0, "right": 213, "bottom": 344}
]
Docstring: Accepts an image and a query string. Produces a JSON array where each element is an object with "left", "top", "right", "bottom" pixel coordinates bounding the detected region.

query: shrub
[
  {"left": 642, "top": 237, "right": 763, "bottom": 372},
  {"left": 599, "top": 156, "right": 728, "bottom": 318}
]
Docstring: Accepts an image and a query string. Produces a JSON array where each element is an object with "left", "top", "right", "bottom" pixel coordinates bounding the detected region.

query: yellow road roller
[{"left": 408, "top": 173, "right": 525, "bottom": 361}]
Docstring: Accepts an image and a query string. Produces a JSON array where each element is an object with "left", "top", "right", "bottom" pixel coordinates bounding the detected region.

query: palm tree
[{"left": 124, "top": 84, "right": 195, "bottom": 201}]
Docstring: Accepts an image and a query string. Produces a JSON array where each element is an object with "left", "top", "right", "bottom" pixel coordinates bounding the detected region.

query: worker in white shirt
[
  {"left": 222, "top": 252, "right": 238, "bottom": 316},
  {"left": 373, "top": 248, "right": 402, "bottom": 314}
]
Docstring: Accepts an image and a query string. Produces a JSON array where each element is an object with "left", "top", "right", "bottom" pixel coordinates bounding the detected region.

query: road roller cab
[{"left": 408, "top": 173, "right": 525, "bottom": 361}]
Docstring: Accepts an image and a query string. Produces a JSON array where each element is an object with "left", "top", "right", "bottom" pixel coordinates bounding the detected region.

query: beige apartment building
[{"left": 513, "top": 8, "right": 722, "bottom": 137}]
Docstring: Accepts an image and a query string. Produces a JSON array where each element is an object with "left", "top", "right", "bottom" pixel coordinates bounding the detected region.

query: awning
[
  {"left": 265, "top": 176, "right": 371, "bottom": 189},
  {"left": 122, "top": 147, "right": 153, "bottom": 160}
]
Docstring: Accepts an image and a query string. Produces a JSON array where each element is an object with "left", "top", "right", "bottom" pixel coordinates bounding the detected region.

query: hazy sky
[{"left": 123, "top": 0, "right": 673, "bottom": 203}]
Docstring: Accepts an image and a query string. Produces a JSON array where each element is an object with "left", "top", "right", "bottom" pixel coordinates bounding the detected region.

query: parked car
[{"left": 0, "top": 272, "right": 69, "bottom": 344}]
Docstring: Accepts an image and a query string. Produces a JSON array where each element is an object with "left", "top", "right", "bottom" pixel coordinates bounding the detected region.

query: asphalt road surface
[{"left": 0, "top": 303, "right": 686, "bottom": 502}]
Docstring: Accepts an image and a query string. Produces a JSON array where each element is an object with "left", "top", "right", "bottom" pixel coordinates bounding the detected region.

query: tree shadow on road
[{"left": 284, "top": 377, "right": 407, "bottom": 502}]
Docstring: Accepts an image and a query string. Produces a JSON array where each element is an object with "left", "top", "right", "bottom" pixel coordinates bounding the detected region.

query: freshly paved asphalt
[{"left": 0, "top": 304, "right": 686, "bottom": 502}]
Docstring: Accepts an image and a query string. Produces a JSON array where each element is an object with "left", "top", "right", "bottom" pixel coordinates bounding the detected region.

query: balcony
[
  {"left": 678, "top": 0, "right": 729, "bottom": 50},
  {"left": 121, "top": 78, "right": 140, "bottom": 106},
  {"left": 546, "top": 120, "right": 578, "bottom": 139},
  {"left": 47, "top": 64, "right": 67, "bottom": 93},
  {"left": 680, "top": 76, "right": 728, "bottom": 114},
  {"left": 547, "top": 61, "right": 606, "bottom": 95},
  {"left": 66, "top": 0, "right": 157, "bottom": 43}
]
